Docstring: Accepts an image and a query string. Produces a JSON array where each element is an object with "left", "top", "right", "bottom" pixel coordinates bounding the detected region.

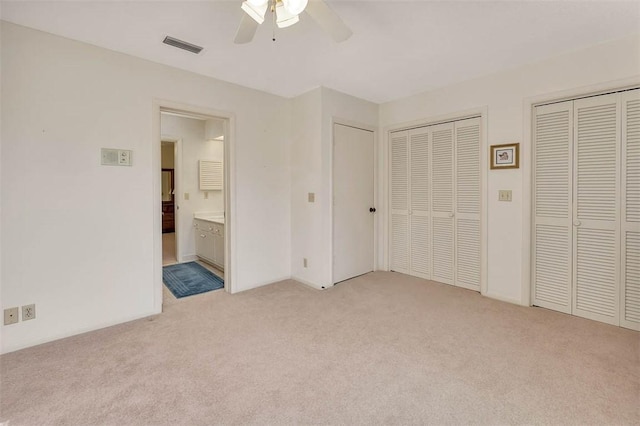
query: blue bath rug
[{"left": 163, "top": 262, "right": 224, "bottom": 298}]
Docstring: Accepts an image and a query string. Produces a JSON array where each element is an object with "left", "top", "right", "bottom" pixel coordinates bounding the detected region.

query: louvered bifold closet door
[
  {"left": 409, "top": 128, "right": 431, "bottom": 278},
  {"left": 431, "top": 122, "right": 455, "bottom": 285},
  {"left": 390, "top": 131, "right": 410, "bottom": 274},
  {"left": 533, "top": 101, "right": 573, "bottom": 313},
  {"left": 621, "top": 89, "right": 640, "bottom": 331},
  {"left": 454, "top": 118, "right": 481, "bottom": 290},
  {"left": 572, "top": 93, "right": 621, "bottom": 325}
]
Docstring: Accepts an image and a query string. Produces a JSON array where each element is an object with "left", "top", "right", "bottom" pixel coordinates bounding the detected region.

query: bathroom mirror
[{"left": 162, "top": 169, "right": 174, "bottom": 202}]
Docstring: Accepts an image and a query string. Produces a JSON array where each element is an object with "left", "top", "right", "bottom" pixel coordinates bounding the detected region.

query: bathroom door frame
[{"left": 152, "top": 99, "right": 235, "bottom": 313}]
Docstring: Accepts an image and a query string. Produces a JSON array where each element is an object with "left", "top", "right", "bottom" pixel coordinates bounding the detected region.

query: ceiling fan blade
[
  {"left": 234, "top": 13, "right": 259, "bottom": 44},
  {"left": 305, "top": 0, "right": 352, "bottom": 42}
]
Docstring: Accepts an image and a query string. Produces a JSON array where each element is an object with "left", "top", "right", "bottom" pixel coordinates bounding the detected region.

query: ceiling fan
[{"left": 234, "top": 0, "right": 352, "bottom": 44}]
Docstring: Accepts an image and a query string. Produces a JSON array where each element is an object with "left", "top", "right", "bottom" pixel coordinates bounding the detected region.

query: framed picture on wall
[{"left": 490, "top": 143, "right": 520, "bottom": 169}]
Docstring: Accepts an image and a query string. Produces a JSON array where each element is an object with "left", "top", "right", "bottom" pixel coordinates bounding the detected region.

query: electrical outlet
[
  {"left": 4, "top": 307, "right": 19, "bottom": 325},
  {"left": 498, "top": 190, "right": 512, "bottom": 202},
  {"left": 22, "top": 304, "right": 36, "bottom": 321},
  {"left": 303, "top": 258, "right": 308, "bottom": 268}
]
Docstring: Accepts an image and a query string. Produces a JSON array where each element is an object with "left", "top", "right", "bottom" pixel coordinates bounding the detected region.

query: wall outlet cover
[
  {"left": 308, "top": 193, "right": 315, "bottom": 203},
  {"left": 22, "top": 304, "right": 36, "bottom": 321},
  {"left": 498, "top": 190, "right": 512, "bottom": 202},
  {"left": 4, "top": 307, "right": 19, "bottom": 325}
]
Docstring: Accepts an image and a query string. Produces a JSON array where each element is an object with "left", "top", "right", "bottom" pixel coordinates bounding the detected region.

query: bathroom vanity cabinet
[{"left": 194, "top": 218, "right": 224, "bottom": 270}]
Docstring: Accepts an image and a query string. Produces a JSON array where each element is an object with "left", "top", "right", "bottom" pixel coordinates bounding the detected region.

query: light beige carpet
[{"left": 1, "top": 272, "right": 639, "bottom": 425}]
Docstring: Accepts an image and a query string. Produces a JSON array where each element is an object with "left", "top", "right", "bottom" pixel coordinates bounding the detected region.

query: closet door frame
[{"left": 384, "top": 107, "right": 488, "bottom": 295}]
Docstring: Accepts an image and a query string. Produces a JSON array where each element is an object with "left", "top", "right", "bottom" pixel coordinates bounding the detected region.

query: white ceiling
[{"left": 2, "top": 0, "right": 639, "bottom": 103}]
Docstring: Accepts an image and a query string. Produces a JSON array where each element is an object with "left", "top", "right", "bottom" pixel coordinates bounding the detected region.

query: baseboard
[
  {"left": 290, "top": 275, "right": 324, "bottom": 290},
  {"left": 232, "top": 275, "right": 293, "bottom": 294},
  {"left": 484, "top": 291, "right": 526, "bottom": 306},
  {"left": 1, "top": 309, "right": 161, "bottom": 355},
  {"left": 181, "top": 254, "right": 198, "bottom": 262}
]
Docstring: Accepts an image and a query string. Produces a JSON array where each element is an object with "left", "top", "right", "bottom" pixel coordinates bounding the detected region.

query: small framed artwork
[{"left": 490, "top": 143, "right": 520, "bottom": 170}]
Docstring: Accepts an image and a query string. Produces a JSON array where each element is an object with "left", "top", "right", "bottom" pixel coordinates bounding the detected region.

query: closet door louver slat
[
  {"left": 410, "top": 129, "right": 431, "bottom": 278},
  {"left": 573, "top": 94, "right": 620, "bottom": 325},
  {"left": 621, "top": 90, "right": 640, "bottom": 330},
  {"left": 431, "top": 123, "right": 455, "bottom": 285},
  {"left": 390, "top": 131, "right": 410, "bottom": 274},
  {"left": 533, "top": 101, "right": 573, "bottom": 313},
  {"left": 455, "top": 118, "right": 481, "bottom": 290}
]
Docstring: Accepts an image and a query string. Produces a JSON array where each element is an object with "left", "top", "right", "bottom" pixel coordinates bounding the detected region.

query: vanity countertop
[{"left": 194, "top": 214, "right": 224, "bottom": 225}]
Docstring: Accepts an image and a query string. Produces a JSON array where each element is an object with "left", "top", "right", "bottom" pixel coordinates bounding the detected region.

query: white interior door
[
  {"left": 455, "top": 118, "right": 481, "bottom": 290},
  {"left": 409, "top": 128, "right": 431, "bottom": 279},
  {"left": 390, "top": 130, "right": 410, "bottom": 274},
  {"left": 532, "top": 101, "right": 574, "bottom": 313},
  {"left": 431, "top": 122, "right": 455, "bottom": 285},
  {"left": 333, "top": 123, "right": 375, "bottom": 284},
  {"left": 621, "top": 89, "right": 640, "bottom": 330},
  {"left": 572, "top": 93, "right": 620, "bottom": 325}
]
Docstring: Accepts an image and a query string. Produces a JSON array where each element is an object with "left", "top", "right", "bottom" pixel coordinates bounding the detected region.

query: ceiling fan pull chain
[{"left": 272, "top": 0, "right": 277, "bottom": 41}]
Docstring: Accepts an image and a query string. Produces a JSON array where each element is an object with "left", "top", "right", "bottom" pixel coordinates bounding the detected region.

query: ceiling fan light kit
[
  {"left": 235, "top": 0, "right": 351, "bottom": 44},
  {"left": 282, "top": 0, "right": 309, "bottom": 15},
  {"left": 241, "top": 1, "right": 269, "bottom": 24},
  {"left": 241, "top": 0, "right": 307, "bottom": 25},
  {"left": 275, "top": 2, "right": 300, "bottom": 28}
]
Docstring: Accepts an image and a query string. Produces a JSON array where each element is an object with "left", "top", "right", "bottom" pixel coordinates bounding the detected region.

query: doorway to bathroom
[
  {"left": 156, "top": 105, "right": 231, "bottom": 307},
  {"left": 161, "top": 138, "right": 179, "bottom": 265}
]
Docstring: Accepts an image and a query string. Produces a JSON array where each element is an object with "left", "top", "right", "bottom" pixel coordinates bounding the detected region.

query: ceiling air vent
[{"left": 162, "top": 36, "right": 203, "bottom": 54}]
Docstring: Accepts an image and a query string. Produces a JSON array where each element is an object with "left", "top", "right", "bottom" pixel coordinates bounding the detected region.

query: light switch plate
[
  {"left": 184, "top": 193, "right": 190, "bottom": 201},
  {"left": 308, "top": 193, "right": 315, "bottom": 203},
  {"left": 101, "top": 148, "right": 132, "bottom": 166},
  {"left": 118, "top": 150, "right": 132, "bottom": 166},
  {"left": 498, "top": 190, "right": 512, "bottom": 202}
]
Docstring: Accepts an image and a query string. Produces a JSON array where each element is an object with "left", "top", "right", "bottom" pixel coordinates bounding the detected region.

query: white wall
[
  {"left": 160, "top": 114, "right": 223, "bottom": 260},
  {"left": 1, "top": 22, "right": 291, "bottom": 353},
  {"left": 380, "top": 33, "right": 640, "bottom": 305},
  {"left": 290, "top": 87, "right": 378, "bottom": 289},
  {"left": 290, "top": 88, "right": 322, "bottom": 286}
]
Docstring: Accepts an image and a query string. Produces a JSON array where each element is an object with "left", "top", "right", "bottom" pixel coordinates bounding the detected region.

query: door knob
[
  {"left": 573, "top": 220, "right": 581, "bottom": 227},
  {"left": 449, "top": 213, "right": 455, "bottom": 218},
  {"left": 369, "top": 207, "right": 376, "bottom": 213}
]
